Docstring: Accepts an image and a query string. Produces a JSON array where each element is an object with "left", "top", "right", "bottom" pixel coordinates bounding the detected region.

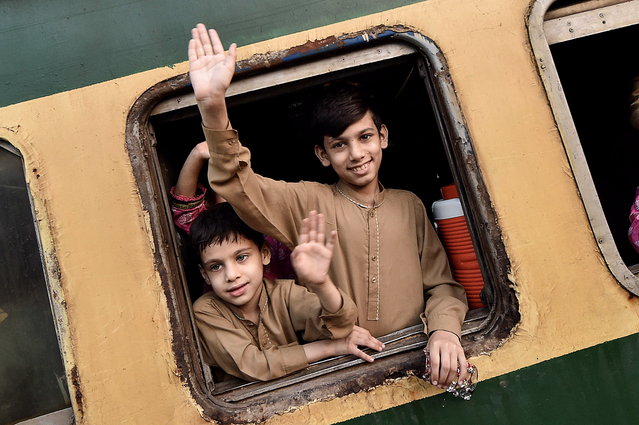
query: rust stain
[
  {"left": 237, "top": 24, "right": 414, "bottom": 71},
  {"left": 70, "top": 366, "right": 84, "bottom": 420}
]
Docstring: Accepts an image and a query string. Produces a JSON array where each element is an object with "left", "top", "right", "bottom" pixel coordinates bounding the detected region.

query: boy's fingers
[
  {"left": 430, "top": 350, "right": 440, "bottom": 385},
  {"left": 457, "top": 353, "right": 468, "bottom": 382},
  {"left": 326, "top": 230, "right": 337, "bottom": 253},
  {"left": 308, "top": 211, "right": 318, "bottom": 242},
  {"left": 225, "top": 43, "right": 237, "bottom": 67},
  {"left": 191, "top": 28, "right": 205, "bottom": 58},
  {"left": 362, "top": 336, "right": 384, "bottom": 352},
  {"left": 443, "top": 351, "right": 457, "bottom": 387},
  {"left": 188, "top": 39, "right": 196, "bottom": 63},
  {"left": 316, "top": 213, "right": 325, "bottom": 244},
  {"left": 202, "top": 30, "right": 214, "bottom": 56},
  {"left": 439, "top": 352, "right": 451, "bottom": 386},
  {"left": 209, "top": 28, "right": 224, "bottom": 55},
  {"left": 299, "top": 217, "right": 310, "bottom": 244},
  {"left": 352, "top": 348, "right": 374, "bottom": 363},
  {"left": 196, "top": 24, "right": 210, "bottom": 52}
]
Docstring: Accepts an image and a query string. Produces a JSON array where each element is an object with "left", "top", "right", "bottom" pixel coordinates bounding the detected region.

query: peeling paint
[{"left": 70, "top": 366, "right": 85, "bottom": 420}]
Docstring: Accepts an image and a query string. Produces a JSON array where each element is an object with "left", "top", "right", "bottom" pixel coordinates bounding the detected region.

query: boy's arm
[
  {"left": 168, "top": 141, "right": 210, "bottom": 233},
  {"left": 302, "top": 326, "right": 384, "bottom": 363},
  {"left": 415, "top": 198, "right": 469, "bottom": 388},
  {"left": 195, "top": 302, "right": 308, "bottom": 382},
  {"left": 195, "top": 294, "right": 382, "bottom": 380},
  {"left": 191, "top": 30, "right": 316, "bottom": 248},
  {"left": 173, "top": 141, "right": 210, "bottom": 198},
  {"left": 205, "top": 126, "right": 313, "bottom": 248}
]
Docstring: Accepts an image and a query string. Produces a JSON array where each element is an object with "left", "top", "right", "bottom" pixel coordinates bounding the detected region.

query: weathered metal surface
[{"left": 343, "top": 332, "right": 639, "bottom": 424}]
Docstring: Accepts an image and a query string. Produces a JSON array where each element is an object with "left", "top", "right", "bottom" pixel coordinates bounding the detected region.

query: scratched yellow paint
[{"left": 2, "top": 0, "right": 638, "bottom": 423}]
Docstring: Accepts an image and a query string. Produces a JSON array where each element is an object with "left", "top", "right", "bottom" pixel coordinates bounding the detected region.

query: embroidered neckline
[
  {"left": 229, "top": 281, "right": 272, "bottom": 346},
  {"left": 334, "top": 183, "right": 383, "bottom": 321},
  {"left": 335, "top": 184, "right": 385, "bottom": 209}
]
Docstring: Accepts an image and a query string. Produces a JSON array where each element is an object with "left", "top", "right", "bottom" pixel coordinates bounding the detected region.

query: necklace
[{"left": 335, "top": 184, "right": 385, "bottom": 209}]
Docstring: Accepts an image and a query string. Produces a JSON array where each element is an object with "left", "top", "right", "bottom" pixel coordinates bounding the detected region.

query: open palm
[
  {"left": 188, "top": 24, "right": 237, "bottom": 104},
  {"left": 291, "top": 211, "right": 337, "bottom": 286}
]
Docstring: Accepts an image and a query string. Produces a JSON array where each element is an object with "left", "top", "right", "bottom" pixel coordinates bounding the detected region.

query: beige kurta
[
  {"left": 194, "top": 279, "right": 357, "bottom": 381},
  {"left": 205, "top": 127, "right": 468, "bottom": 338}
]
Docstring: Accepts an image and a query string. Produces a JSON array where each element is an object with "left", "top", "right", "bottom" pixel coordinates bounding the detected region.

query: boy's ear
[
  {"left": 314, "top": 144, "right": 332, "bottom": 167},
  {"left": 261, "top": 244, "right": 272, "bottom": 266},
  {"left": 198, "top": 264, "right": 211, "bottom": 286},
  {"left": 380, "top": 124, "right": 389, "bottom": 149}
]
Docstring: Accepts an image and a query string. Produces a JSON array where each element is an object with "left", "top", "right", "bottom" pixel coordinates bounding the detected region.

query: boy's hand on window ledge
[
  {"left": 426, "top": 330, "right": 468, "bottom": 389},
  {"left": 334, "top": 325, "right": 385, "bottom": 363}
]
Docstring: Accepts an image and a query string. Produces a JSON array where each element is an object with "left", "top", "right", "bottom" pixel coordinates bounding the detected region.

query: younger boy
[
  {"left": 191, "top": 203, "right": 383, "bottom": 381},
  {"left": 169, "top": 140, "right": 296, "bottom": 280},
  {"left": 188, "top": 24, "right": 469, "bottom": 388}
]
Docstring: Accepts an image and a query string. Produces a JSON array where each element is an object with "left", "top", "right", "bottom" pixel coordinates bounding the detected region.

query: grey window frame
[{"left": 528, "top": 0, "right": 639, "bottom": 295}]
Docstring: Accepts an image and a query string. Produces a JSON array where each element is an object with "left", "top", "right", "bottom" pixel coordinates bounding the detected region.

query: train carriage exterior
[{"left": 2, "top": 0, "right": 639, "bottom": 424}]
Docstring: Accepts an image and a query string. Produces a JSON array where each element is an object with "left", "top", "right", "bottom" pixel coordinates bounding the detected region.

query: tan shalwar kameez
[{"left": 205, "top": 128, "right": 468, "bottom": 338}]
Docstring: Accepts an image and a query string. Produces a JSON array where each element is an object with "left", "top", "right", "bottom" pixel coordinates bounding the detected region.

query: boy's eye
[
  {"left": 361, "top": 133, "right": 373, "bottom": 141},
  {"left": 237, "top": 253, "right": 249, "bottom": 262},
  {"left": 330, "top": 141, "right": 345, "bottom": 149},
  {"left": 209, "top": 263, "right": 222, "bottom": 272}
]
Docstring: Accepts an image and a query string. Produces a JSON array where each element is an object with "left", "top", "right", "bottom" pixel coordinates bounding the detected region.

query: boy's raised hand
[
  {"left": 188, "top": 24, "right": 237, "bottom": 129},
  {"left": 291, "top": 211, "right": 337, "bottom": 286}
]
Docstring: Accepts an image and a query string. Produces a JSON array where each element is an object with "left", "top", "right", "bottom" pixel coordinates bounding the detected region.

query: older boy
[
  {"left": 192, "top": 204, "right": 383, "bottom": 381},
  {"left": 188, "top": 24, "right": 469, "bottom": 387}
]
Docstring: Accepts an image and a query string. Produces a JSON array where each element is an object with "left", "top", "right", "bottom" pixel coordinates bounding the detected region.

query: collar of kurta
[
  {"left": 333, "top": 181, "right": 385, "bottom": 208},
  {"left": 225, "top": 279, "right": 272, "bottom": 322}
]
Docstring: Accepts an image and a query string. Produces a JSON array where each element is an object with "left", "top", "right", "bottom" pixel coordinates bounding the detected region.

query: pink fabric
[
  {"left": 170, "top": 184, "right": 208, "bottom": 233},
  {"left": 630, "top": 187, "right": 639, "bottom": 254},
  {"left": 169, "top": 185, "right": 296, "bottom": 280}
]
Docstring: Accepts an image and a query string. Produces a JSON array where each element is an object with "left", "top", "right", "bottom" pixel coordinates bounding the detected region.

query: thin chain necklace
[{"left": 335, "top": 183, "right": 385, "bottom": 209}]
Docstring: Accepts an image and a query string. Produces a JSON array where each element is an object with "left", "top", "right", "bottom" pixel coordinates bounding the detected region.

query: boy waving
[{"left": 188, "top": 24, "right": 469, "bottom": 388}]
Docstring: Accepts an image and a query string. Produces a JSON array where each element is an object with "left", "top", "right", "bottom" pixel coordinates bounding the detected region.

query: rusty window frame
[
  {"left": 126, "top": 28, "right": 518, "bottom": 423},
  {"left": 528, "top": 0, "right": 639, "bottom": 295}
]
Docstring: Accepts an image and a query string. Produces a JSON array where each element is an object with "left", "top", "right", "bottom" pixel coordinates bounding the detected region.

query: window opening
[
  {"left": 544, "top": 0, "right": 638, "bottom": 44},
  {"left": 549, "top": 24, "right": 639, "bottom": 266},
  {"left": 128, "top": 32, "right": 516, "bottom": 423},
  {"left": 0, "top": 140, "right": 71, "bottom": 425},
  {"left": 528, "top": 1, "right": 639, "bottom": 294},
  {"left": 545, "top": 0, "right": 630, "bottom": 20}
]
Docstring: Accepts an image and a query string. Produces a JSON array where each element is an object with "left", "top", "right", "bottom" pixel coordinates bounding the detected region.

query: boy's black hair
[
  {"left": 310, "top": 81, "right": 383, "bottom": 147},
  {"left": 190, "top": 203, "right": 265, "bottom": 262}
]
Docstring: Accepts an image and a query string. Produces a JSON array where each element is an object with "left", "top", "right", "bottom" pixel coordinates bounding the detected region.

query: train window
[
  {"left": 127, "top": 32, "right": 517, "bottom": 422},
  {"left": 529, "top": 0, "right": 639, "bottom": 295},
  {"left": 0, "top": 141, "right": 73, "bottom": 425}
]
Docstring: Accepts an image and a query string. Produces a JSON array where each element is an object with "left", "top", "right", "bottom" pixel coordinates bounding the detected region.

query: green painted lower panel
[
  {"left": 0, "top": 0, "right": 423, "bottom": 108},
  {"left": 341, "top": 333, "right": 639, "bottom": 425}
]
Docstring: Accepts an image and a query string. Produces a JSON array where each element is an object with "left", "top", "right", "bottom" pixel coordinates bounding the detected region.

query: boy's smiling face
[
  {"left": 199, "top": 236, "right": 271, "bottom": 317},
  {"left": 315, "top": 111, "right": 388, "bottom": 198}
]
